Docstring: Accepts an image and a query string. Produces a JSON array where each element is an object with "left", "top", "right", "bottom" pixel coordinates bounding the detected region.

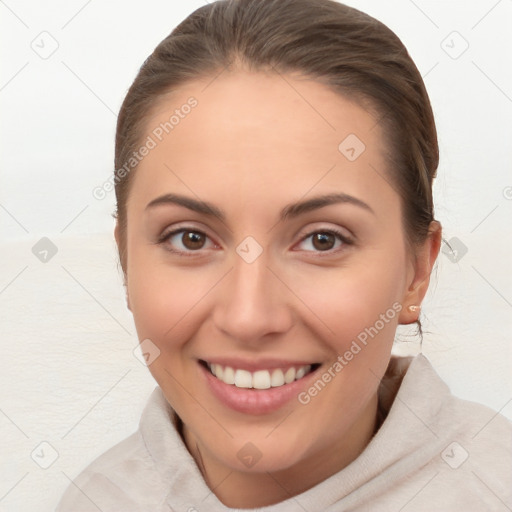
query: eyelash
[{"left": 157, "top": 226, "right": 353, "bottom": 257}]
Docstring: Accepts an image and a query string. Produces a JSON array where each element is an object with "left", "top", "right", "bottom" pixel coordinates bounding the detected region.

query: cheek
[
  {"left": 126, "top": 249, "right": 216, "bottom": 410},
  {"left": 126, "top": 247, "right": 218, "bottom": 350},
  {"left": 289, "top": 257, "right": 405, "bottom": 431},
  {"left": 290, "top": 254, "right": 407, "bottom": 349}
]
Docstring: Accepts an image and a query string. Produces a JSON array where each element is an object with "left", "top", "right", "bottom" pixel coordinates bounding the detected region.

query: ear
[
  {"left": 114, "top": 223, "right": 131, "bottom": 311},
  {"left": 399, "top": 221, "right": 442, "bottom": 324}
]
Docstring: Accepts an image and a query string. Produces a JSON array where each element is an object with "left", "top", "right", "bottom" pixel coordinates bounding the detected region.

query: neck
[{"left": 182, "top": 393, "right": 379, "bottom": 508}]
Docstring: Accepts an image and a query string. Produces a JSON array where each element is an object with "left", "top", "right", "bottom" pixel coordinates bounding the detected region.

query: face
[{"left": 119, "top": 71, "right": 433, "bottom": 484}]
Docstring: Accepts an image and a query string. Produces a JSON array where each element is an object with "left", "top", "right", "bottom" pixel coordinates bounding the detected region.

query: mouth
[{"left": 200, "top": 360, "right": 321, "bottom": 390}]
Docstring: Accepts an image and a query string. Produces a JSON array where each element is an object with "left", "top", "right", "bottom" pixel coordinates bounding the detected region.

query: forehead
[{"left": 129, "top": 71, "right": 399, "bottom": 218}]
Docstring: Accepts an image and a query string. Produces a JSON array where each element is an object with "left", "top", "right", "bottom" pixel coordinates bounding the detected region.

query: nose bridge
[{"left": 212, "top": 249, "right": 292, "bottom": 341}]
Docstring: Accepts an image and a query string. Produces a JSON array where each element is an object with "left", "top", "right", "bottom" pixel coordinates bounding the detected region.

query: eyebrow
[{"left": 145, "top": 192, "right": 375, "bottom": 221}]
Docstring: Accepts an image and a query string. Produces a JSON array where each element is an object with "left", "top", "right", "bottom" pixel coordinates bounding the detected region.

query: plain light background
[{"left": 1, "top": 0, "right": 511, "bottom": 510}]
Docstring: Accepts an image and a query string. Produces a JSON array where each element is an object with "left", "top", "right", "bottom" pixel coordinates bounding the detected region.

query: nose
[{"left": 212, "top": 251, "right": 294, "bottom": 345}]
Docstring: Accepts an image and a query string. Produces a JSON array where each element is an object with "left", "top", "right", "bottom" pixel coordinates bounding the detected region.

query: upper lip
[{"left": 199, "top": 357, "right": 320, "bottom": 372}]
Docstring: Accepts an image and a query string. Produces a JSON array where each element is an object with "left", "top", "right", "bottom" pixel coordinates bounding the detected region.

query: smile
[{"left": 204, "top": 361, "right": 319, "bottom": 389}]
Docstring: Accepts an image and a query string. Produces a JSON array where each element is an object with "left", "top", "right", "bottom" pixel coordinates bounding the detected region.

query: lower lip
[{"left": 199, "top": 363, "right": 318, "bottom": 415}]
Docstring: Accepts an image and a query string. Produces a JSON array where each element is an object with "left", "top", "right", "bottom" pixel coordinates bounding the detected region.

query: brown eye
[
  {"left": 181, "top": 231, "right": 206, "bottom": 250},
  {"left": 312, "top": 232, "right": 336, "bottom": 251},
  {"left": 160, "top": 228, "right": 215, "bottom": 253},
  {"left": 296, "top": 229, "right": 349, "bottom": 253}
]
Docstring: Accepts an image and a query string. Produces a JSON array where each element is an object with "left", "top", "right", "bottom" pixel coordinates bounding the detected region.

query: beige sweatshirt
[{"left": 56, "top": 354, "right": 512, "bottom": 511}]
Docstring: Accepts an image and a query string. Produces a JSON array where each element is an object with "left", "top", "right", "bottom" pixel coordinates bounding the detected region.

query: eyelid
[
  {"left": 157, "top": 224, "right": 220, "bottom": 255},
  {"left": 295, "top": 223, "right": 354, "bottom": 242},
  {"left": 293, "top": 225, "right": 354, "bottom": 254},
  {"left": 156, "top": 223, "right": 354, "bottom": 256},
  {"left": 158, "top": 221, "right": 215, "bottom": 240}
]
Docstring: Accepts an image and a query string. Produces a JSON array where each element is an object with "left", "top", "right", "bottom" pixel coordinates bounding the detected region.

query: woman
[{"left": 57, "top": 0, "right": 512, "bottom": 510}]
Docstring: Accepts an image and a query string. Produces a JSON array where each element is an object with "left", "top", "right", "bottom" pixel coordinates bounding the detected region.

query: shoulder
[
  {"left": 436, "top": 383, "right": 512, "bottom": 505},
  {"left": 56, "top": 430, "right": 166, "bottom": 511},
  {"left": 404, "top": 354, "right": 512, "bottom": 448},
  {"left": 385, "top": 354, "right": 512, "bottom": 510},
  {"left": 56, "top": 388, "right": 176, "bottom": 511},
  {"left": 419, "top": 395, "right": 512, "bottom": 510}
]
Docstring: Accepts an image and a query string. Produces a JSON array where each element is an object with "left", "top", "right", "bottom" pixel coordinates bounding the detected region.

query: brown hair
[{"left": 114, "top": 0, "right": 438, "bottom": 273}]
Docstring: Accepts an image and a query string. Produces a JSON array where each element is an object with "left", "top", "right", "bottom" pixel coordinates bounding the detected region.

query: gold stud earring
[{"left": 408, "top": 305, "right": 420, "bottom": 312}]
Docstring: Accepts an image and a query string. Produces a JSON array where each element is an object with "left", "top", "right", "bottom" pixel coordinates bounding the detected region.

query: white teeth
[
  {"left": 223, "top": 366, "right": 235, "bottom": 385},
  {"left": 207, "top": 362, "right": 314, "bottom": 389},
  {"left": 252, "top": 370, "right": 271, "bottom": 390},
  {"left": 270, "top": 369, "right": 285, "bottom": 387},
  {"left": 284, "top": 367, "right": 296, "bottom": 384},
  {"left": 295, "top": 365, "right": 311, "bottom": 380},
  {"left": 214, "top": 364, "right": 223, "bottom": 380},
  {"left": 234, "top": 369, "right": 252, "bottom": 388},
  {"left": 295, "top": 367, "right": 306, "bottom": 380}
]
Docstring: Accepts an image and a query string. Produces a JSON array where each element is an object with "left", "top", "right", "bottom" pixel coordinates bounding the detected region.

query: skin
[{"left": 115, "top": 70, "right": 441, "bottom": 508}]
